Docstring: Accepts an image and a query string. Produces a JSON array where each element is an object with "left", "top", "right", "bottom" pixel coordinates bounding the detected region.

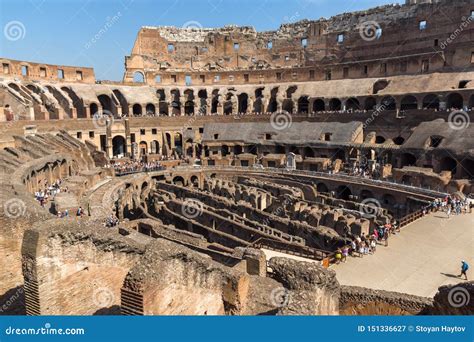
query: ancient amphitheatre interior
[{"left": 0, "top": 0, "right": 473, "bottom": 316}]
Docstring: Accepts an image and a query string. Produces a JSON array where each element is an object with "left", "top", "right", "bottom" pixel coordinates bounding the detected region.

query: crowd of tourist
[
  {"left": 335, "top": 220, "right": 399, "bottom": 263},
  {"left": 111, "top": 160, "right": 164, "bottom": 174},
  {"left": 34, "top": 179, "right": 68, "bottom": 208},
  {"left": 425, "top": 196, "right": 472, "bottom": 217}
]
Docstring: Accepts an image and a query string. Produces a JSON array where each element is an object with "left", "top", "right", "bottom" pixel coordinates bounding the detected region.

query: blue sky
[{"left": 0, "top": 0, "right": 398, "bottom": 81}]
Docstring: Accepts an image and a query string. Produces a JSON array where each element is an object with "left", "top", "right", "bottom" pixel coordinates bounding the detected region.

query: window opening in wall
[
  {"left": 419, "top": 20, "right": 427, "bottom": 30},
  {"left": 21, "top": 65, "right": 28, "bottom": 76},
  {"left": 58, "top": 69, "right": 64, "bottom": 79},
  {"left": 76, "top": 70, "right": 83, "bottom": 80}
]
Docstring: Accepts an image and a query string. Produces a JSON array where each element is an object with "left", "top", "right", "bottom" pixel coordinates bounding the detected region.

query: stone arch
[
  {"left": 375, "top": 136, "right": 386, "bottom": 144},
  {"left": 185, "top": 101, "right": 195, "bottom": 116},
  {"left": 113, "top": 89, "right": 129, "bottom": 116},
  {"left": 336, "top": 185, "right": 352, "bottom": 200},
  {"left": 132, "top": 104, "right": 142, "bottom": 116},
  {"left": 303, "top": 146, "right": 315, "bottom": 158},
  {"left": 439, "top": 156, "right": 457, "bottom": 174},
  {"left": 198, "top": 89, "right": 208, "bottom": 115},
  {"left": 345, "top": 97, "right": 360, "bottom": 111},
  {"left": 98, "top": 94, "right": 115, "bottom": 116},
  {"left": 400, "top": 153, "right": 417, "bottom": 167},
  {"left": 190, "top": 175, "right": 199, "bottom": 187},
  {"left": 329, "top": 98, "right": 342, "bottom": 111},
  {"left": 112, "top": 135, "right": 126, "bottom": 157},
  {"left": 151, "top": 140, "right": 160, "bottom": 154},
  {"left": 446, "top": 93, "right": 463, "bottom": 109},
  {"left": 171, "top": 89, "right": 181, "bottom": 115},
  {"left": 238, "top": 93, "right": 249, "bottom": 113},
  {"left": 380, "top": 96, "right": 396, "bottom": 110},
  {"left": 172, "top": 176, "right": 185, "bottom": 186},
  {"left": 422, "top": 94, "right": 440, "bottom": 110},
  {"left": 393, "top": 136, "right": 405, "bottom": 145},
  {"left": 90, "top": 102, "right": 99, "bottom": 116},
  {"left": 146, "top": 103, "right": 156, "bottom": 115},
  {"left": 313, "top": 99, "right": 325, "bottom": 112},
  {"left": 400, "top": 95, "right": 418, "bottom": 110},
  {"left": 373, "top": 79, "right": 389, "bottom": 94},
  {"left": 139, "top": 141, "right": 148, "bottom": 156},
  {"left": 174, "top": 133, "right": 183, "bottom": 154},
  {"left": 316, "top": 183, "right": 329, "bottom": 193},
  {"left": 133, "top": 71, "right": 145, "bottom": 83},
  {"left": 364, "top": 97, "right": 377, "bottom": 111},
  {"left": 297, "top": 96, "right": 309, "bottom": 114},
  {"left": 61, "top": 87, "right": 86, "bottom": 118}
]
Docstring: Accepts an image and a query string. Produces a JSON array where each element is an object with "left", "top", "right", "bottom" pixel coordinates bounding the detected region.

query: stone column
[
  {"left": 106, "top": 121, "right": 113, "bottom": 159},
  {"left": 124, "top": 119, "right": 131, "bottom": 158}
]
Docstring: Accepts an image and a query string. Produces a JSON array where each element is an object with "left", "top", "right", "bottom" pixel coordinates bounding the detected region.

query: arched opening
[
  {"left": 346, "top": 98, "right": 360, "bottom": 111},
  {"left": 224, "top": 101, "right": 233, "bottom": 115},
  {"left": 221, "top": 145, "right": 230, "bottom": 157},
  {"left": 190, "top": 175, "right": 199, "bottom": 187},
  {"left": 336, "top": 185, "right": 352, "bottom": 200},
  {"left": 174, "top": 133, "right": 183, "bottom": 155},
  {"left": 422, "top": 94, "right": 440, "bottom": 110},
  {"left": 317, "top": 183, "right": 329, "bottom": 193},
  {"left": 400, "top": 95, "right": 418, "bottom": 110},
  {"left": 313, "top": 99, "right": 325, "bottom": 112},
  {"left": 133, "top": 71, "right": 145, "bottom": 83},
  {"left": 159, "top": 102, "right": 169, "bottom": 116},
  {"left": 439, "top": 157, "right": 457, "bottom": 174},
  {"left": 373, "top": 79, "right": 389, "bottom": 94},
  {"left": 360, "top": 189, "right": 374, "bottom": 200},
  {"left": 146, "top": 103, "right": 156, "bottom": 116},
  {"left": 400, "top": 153, "right": 417, "bottom": 167},
  {"left": 98, "top": 94, "right": 114, "bottom": 115},
  {"left": 234, "top": 145, "right": 243, "bottom": 155},
  {"left": 375, "top": 136, "right": 386, "bottom": 144},
  {"left": 133, "top": 104, "right": 142, "bottom": 116},
  {"left": 185, "top": 101, "right": 195, "bottom": 115},
  {"left": 364, "top": 97, "right": 377, "bottom": 111},
  {"left": 329, "top": 98, "right": 342, "bottom": 111},
  {"left": 113, "top": 89, "right": 129, "bottom": 116},
  {"left": 171, "top": 90, "right": 181, "bottom": 116},
  {"left": 469, "top": 95, "right": 474, "bottom": 110},
  {"left": 303, "top": 146, "right": 315, "bottom": 158},
  {"left": 112, "top": 136, "right": 126, "bottom": 158},
  {"left": 172, "top": 176, "right": 185, "bottom": 186},
  {"left": 253, "top": 97, "right": 264, "bottom": 113},
  {"left": 139, "top": 141, "right": 148, "bottom": 156},
  {"left": 297, "top": 96, "right": 309, "bottom": 114},
  {"left": 380, "top": 96, "right": 396, "bottom": 110},
  {"left": 382, "top": 194, "right": 396, "bottom": 206},
  {"left": 447, "top": 93, "right": 463, "bottom": 109},
  {"left": 150, "top": 140, "right": 160, "bottom": 154},
  {"left": 198, "top": 89, "right": 208, "bottom": 115},
  {"left": 393, "top": 136, "right": 405, "bottom": 145},
  {"left": 90, "top": 102, "right": 99, "bottom": 116},
  {"left": 282, "top": 99, "right": 294, "bottom": 113},
  {"left": 62, "top": 87, "right": 86, "bottom": 118},
  {"left": 268, "top": 98, "right": 278, "bottom": 113},
  {"left": 238, "top": 93, "right": 248, "bottom": 113}
]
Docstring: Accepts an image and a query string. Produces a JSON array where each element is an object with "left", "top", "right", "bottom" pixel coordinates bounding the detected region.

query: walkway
[{"left": 333, "top": 212, "right": 474, "bottom": 297}]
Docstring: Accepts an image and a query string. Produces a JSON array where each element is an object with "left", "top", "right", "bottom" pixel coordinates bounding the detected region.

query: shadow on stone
[
  {"left": 93, "top": 305, "right": 121, "bottom": 315},
  {"left": 0, "top": 286, "right": 26, "bottom": 315}
]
